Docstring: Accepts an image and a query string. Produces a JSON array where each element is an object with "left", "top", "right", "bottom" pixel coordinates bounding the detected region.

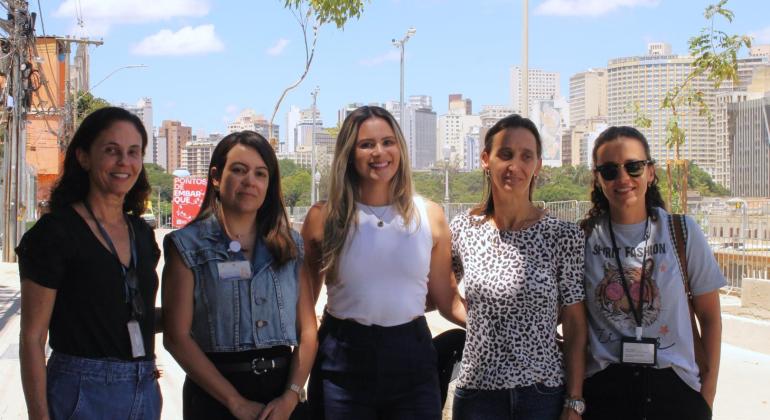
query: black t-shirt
[{"left": 16, "top": 206, "right": 160, "bottom": 360}]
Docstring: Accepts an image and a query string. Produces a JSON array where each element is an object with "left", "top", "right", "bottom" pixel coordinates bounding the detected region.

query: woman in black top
[{"left": 17, "top": 107, "right": 162, "bottom": 420}]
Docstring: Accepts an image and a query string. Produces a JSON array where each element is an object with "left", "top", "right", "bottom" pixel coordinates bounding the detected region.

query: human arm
[
  {"left": 559, "top": 302, "right": 587, "bottom": 420},
  {"left": 19, "top": 280, "right": 56, "bottom": 420},
  {"left": 300, "top": 202, "right": 326, "bottom": 304},
  {"left": 425, "top": 201, "right": 466, "bottom": 327},
  {"left": 258, "top": 254, "right": 318, "bottom": 420},
  {"left": 692, "top": 290, "right": 721, "bottom": 408},
  {"left": 162, "top": 244, "right": 263, "bottom": 419}
]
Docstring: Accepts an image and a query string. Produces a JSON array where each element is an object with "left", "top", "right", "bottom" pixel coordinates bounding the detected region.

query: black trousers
[
  {"left": 182, "top": 347, "right": 308, "bottom": 420},
  {"left": 308, "top": 313, "right": 441, "bottom": 420},
  {"left": 584, "top": 364, "right": 712, "bottom": 420}
]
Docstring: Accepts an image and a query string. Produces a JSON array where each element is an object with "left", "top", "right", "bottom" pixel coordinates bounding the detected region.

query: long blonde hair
[{"left": 322, "top": 106, "right": 416, "bottom": 283}]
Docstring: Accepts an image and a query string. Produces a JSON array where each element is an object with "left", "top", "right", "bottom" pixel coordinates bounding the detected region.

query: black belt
[{"left": 214, "top": 356, "right": 289, "bottom": 375}]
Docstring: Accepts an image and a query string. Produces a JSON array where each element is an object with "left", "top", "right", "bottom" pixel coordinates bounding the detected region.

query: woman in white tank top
[{"left": 301, "top": 105, "right": 466, "bottom": 419}]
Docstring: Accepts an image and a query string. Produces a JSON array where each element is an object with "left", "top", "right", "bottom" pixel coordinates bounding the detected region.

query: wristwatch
[
  {"left": 564, "top": 397, "right": 586, "bottom": 415},
  {"left": 288, "top": 383, "right": 307, "bottom": 403}
]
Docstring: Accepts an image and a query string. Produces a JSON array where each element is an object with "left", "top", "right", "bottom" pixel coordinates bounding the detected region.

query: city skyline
[{"left": 39, "top": 0, "right": 770, "bottom": 136}]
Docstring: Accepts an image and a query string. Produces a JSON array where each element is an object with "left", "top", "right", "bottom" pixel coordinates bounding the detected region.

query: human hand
[
  {"left": 701, "top": 382, "right": 716, "bottom": 409},
  {"left": 257, "top": 392, "right": 298, "bottom": 420},
  {"left": 228, "top": 397, "right": 265, "bottom": 420}
]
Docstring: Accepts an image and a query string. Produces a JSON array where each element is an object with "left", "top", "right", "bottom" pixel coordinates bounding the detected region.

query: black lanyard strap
[
  {"left": 83, "top": 201, "right": 142, "bottom": 318},
  {"left": 607, "top": 215, "right": 650, "bottom": 330}
]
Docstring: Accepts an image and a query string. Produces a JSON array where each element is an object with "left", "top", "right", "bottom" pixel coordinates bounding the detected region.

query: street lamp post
[
  {"left": 310, "top": 87, "right": 319, "bottom": 204},
  {"left": 392, "top": 27, "right": 416, "bottom": 125},
  {"left": 443, "top": 146, "right": 451, "bottom": 214}
]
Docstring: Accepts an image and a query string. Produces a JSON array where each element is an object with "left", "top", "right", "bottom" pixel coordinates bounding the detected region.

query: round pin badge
[{"left": 228, "top": 240, "right": 242, "bottom": 253}]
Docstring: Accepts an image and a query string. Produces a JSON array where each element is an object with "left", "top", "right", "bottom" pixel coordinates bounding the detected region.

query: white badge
[
  {"left": 127, "top": 320, "right": 146, "bottom": 358},
  {"left": 620, "top": 336, "right": 657, "bottom": 365},
  {"left": 217, "top": 260, "right": 252, "bottom": 281}
]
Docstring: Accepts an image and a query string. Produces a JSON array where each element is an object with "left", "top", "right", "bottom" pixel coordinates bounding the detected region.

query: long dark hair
[
  {"left": 49, "top": 106, "right": 150, "bottom": 215},
  {"left": 193, "top": 130, "right": 297, "bottom": 266},
  {"left": 579, "top": 126, "right": 666, "bottom": 232},
  {"left": 473, "top": 114, "right": 542, "bottom": 218}
]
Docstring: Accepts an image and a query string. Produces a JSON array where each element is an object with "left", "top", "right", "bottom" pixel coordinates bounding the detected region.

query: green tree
[
  {"left": 279, "top": 158, "right": 303, "bottom": 178},
  {"left": 282, "top": 170, "right": 312, "bottom": 209},
  {"left": 661, "top": 0, "right": 750, "bottom": 211},
  {"left": 76, "top": 91, "right": 111, "bottom": 123}
]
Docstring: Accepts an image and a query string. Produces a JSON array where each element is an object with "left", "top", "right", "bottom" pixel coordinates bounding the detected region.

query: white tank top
[{"left": 326, "top": 196, "right": 433, "bottom": 326}]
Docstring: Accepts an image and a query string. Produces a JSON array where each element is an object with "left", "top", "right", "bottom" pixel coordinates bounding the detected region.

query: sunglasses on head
[{"left": 594, "top": 159, "right": 652, "bottom": 181}]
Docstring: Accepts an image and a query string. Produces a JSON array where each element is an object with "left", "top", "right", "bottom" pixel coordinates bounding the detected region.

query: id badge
[
  {"left": 620, "top": 336, "right": 657, "bottom": 366},
  {"left": 127, "top": 320, "right": 146, "bottom": 358},
  {"left": 217, "top": 260, "right": 252, "bottom": 281}
]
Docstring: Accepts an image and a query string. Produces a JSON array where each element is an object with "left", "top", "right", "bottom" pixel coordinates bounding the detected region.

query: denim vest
[{"left": 165, "top": 215, "right": 302, "bottom": 352}]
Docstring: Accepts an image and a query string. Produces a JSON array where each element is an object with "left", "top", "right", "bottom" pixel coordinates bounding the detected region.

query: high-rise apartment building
[
  {"left": 438, "top": 112, "right": 481, "bottom": 169},
  {"left": 182, "top": 134, "right": 223, "bottom": 177},
  {"left": 402, "top": 95, "right": 437, "bottom": 169},
  {"left": 285, "top": 105, "right": 301, "bottom": 153},
  {"left": 569, "top": 69, "right": 607, "bottom": 126},
  {"left": 296, "top": 108, "right": 323, "bottom": 149},
  {"left": 510, "top": 66, "right": 560, "bottom": 115},
  {"left": 160, "top": 120, "right": 192, "bottom": 174},
  {"left": 448, "top": 94, "right": 472, "bottom": 115},
  {"left": 728, "top": 93, "right": 770, "bottom": 197},
  {"left": 608, "top": 43, "right": 718, "bottom": 177},
  {"left": 119, "top": 98, "right": 154, "bottom": 164},
  {"left": 227, "top": 109, "right": 279, "bottom": 140}
]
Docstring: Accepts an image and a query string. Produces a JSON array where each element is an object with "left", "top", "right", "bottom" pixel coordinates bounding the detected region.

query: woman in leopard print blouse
[{"left": 450, "top": 114, "right": 587, "bottom": 420}]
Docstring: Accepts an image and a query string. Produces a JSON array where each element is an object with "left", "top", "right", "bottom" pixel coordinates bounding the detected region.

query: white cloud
[
  {"left": 267, "top": 39, "right": 290, "bottom": 56},
  {"left": 54, "top": 0, "right": 210, "bottom": 34},
  {"left": 359, "top": 50, "right": 401, "bottom": 67},
  {"left": 132, "top": 25, "right": 224, "bottom": 56},
  {"left": 534, "top": 0, "right": 659, "bottom": 17},
  {"left": 751, "top": 26, "right": 770, "bottom": 44}
]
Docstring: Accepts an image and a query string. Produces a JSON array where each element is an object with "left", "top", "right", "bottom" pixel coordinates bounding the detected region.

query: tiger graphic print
[{"left": 595, "top": 257, "right": 661, "bottom": 330}]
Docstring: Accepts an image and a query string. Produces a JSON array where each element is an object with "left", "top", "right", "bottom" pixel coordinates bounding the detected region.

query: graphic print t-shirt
[{"left": 583, "top": 208, "right": 725, "bottom": 391}]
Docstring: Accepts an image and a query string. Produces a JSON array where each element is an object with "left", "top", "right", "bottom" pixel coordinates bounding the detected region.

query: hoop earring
[{"left": 484, "top": 169, "right": 490, "bottom": 178}]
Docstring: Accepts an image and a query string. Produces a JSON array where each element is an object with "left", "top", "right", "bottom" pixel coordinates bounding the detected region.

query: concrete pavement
[{"left": 0, "top": 228, "right": 768, "bottom": 419}]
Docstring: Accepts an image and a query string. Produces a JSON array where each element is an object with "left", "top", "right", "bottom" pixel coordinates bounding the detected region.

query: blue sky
[{"left": 39, "top": 0, "right": 770, "bottom": 140}]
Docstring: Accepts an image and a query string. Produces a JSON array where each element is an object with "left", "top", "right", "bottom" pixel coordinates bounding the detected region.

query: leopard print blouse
[{"left": 450, "top": 211, "right": 585, "bottom": 389}]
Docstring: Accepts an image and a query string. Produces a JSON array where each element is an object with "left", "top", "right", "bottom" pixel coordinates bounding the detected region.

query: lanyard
[
  {"left": 83, "top": 201, "right": 138, "bottom": 305},
  {"left": 607, "top": 215, "right": 650, "bottom": 340}
]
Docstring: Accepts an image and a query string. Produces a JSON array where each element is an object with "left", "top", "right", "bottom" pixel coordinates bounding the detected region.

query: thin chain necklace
[{"left": 361, "top": 203, "right": 390, "bottom": 228}]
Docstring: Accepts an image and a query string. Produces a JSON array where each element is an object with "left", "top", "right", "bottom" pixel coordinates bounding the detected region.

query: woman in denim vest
[{"left": 163, "top": 131, "right": 317, "bottom": 420}]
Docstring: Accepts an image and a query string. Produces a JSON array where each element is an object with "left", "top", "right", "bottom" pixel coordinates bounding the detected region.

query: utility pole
[
  {"left": 58, "top": 36, "right": 103, "bottom": 148},
  {"left": 521, "top": 0, "right": 529, "bottom": 118},
  {"left": 1, "top": 0, "right": 36, "bottom": 261}
]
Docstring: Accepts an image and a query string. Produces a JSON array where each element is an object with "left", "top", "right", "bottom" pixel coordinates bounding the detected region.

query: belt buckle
[{"left": 251, "top": 357, "right": 274, "bottom": 375}]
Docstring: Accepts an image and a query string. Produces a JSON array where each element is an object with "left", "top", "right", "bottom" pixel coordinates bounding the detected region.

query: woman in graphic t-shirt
[{"left": 580, "top": 126, "right": 725, "bottom": 420}]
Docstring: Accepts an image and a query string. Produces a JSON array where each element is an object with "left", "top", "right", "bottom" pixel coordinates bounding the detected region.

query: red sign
[{"left": 172, "top": 177, "right": 208, "bottom": 228}]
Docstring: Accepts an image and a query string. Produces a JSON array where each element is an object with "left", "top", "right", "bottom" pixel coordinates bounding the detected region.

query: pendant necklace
[{"left": 362, "top": 204, "right": 389, "bottom": 228}]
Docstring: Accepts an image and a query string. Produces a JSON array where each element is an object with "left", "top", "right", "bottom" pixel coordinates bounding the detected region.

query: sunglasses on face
[{"left": 594, "top": 159, "right": 652, "bottom": 181}]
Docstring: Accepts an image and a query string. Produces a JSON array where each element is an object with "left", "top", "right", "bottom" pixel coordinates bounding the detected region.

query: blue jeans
[
  {"left": 47, "top": 352, "right": 162, "bottom": 420},
  {"left": 452, "top": 384, "right": 565, "bottom": 420},
  {"left": 309, "top": 313, "right": 441, "bottom": 420}
]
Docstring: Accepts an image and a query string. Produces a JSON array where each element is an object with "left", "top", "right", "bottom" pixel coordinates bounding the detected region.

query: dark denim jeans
[
  {"left": 584, "top": 364, "right": 712, "bottom": 420},
  {"left": 46, "top": 352, "right": 161, "bottom": 420},
  {"left": 452, "top": 383, "right": 565, "bottom": 420},
  {"left": 309, "top": 313, "right": 441, "bottom": 420}
]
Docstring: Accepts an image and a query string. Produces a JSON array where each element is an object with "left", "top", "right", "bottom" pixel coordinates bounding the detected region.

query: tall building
[
  {"left": 227, "top": 109, "right": 279, "bottom": 140},
  {"left": 530, "top": 97, "right": 569, "bottom": 167},
  {"left": 438, "top": 112, "right": 481, "bottom": 169},
  {"left": 155, "top": 132, "right": 168, "bottom": 171},
  {"left": 510, "top": 66, "right": 560, "bottom": 115},
  {"left": 728, "top": 93, "right": 770, "bottom": 197},
  {"left": 569, "top": 69, "right": 607, "bottom": 126},
  {"left": 448, "top": 94, "right": 472, "bottom": 115},
  {"left": 285, "top": 105, "right": 301, "bottom": 153},
  {"left": 404, "top": 95, "right": 437, "bottom": 169},
  {"left": 338, "top": 103, "right": 365, "bottom": 126},
  {"left": 608, "top": 43, "right": 719, "bottom": 178},
  {"left": 296, "top": 108, "right": 323, "bottom": 149},
  {"left": 160, "top": 120, "right": 192, "bottom": 174},
  {"left": 182, "top": 134, "right": 223, "bottom": 177},
  {"left": 464, "top": 126, "right": 481, "bottom": 171},
  {"left": 119, "top": 98, "right": 154, "bottom": 164}
]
